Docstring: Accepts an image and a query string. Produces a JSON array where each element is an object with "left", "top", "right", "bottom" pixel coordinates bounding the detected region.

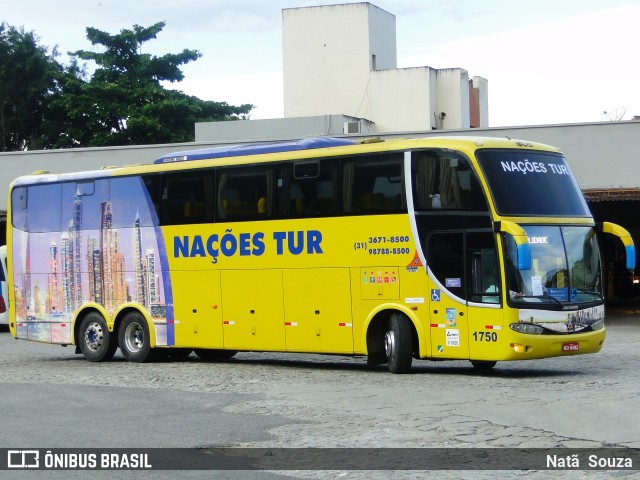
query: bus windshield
[
  {"left": 476, "top": 150, "right": 591, "bottom": 217},
  {"left": 505, "top": 225, "right": 602, "bottom": 307}
]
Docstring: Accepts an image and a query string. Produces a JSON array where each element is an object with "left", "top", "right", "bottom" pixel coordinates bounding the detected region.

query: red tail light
[{"left": 0, "top": 295, "right": 6, "bottom": 314}]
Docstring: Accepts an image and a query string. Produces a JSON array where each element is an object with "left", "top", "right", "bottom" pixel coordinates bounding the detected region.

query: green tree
[
  {"left": 0, "top": 23, "right": 63, "bottom": 151},
  {"left": 67, "top": 22, "right": 253, "bottom": 146}
]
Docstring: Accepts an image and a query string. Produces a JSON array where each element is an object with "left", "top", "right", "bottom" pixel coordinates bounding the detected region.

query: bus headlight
[
  {"left": 590, "top": 319, "right": 604, "bottom": 331},
  {"left": 510, "top": 323, "right": 544, "bottom": 335}
]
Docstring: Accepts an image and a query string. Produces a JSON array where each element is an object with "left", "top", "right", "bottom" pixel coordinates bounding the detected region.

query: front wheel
[
  {"left": 385, "top": 313, "right": 413, "bottom": 374},
  {"left": 471, "top": 360, "right": 497, "bottom": 370},
  {"left": 118, "top": 312, "right": 152, "bottom": 363},
  {"left": 78, "top": 312, "right": 117, "bottom": 362}
]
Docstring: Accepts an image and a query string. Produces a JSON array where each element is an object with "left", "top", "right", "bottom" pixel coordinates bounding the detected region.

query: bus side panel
[
  {"left": 467, "top": 305, "right": 504, "bottom": 361},
  {"left": 172, "top": 269, "right": 223, "bottom": 348},
  {"left": 283, "top": 268, "right": 353, "bottom": 354},
  {"left": 427, "top": 274, "right": 469, "bottom": 359},
  {"left": 221, "top": 269, "right": 285, "bottom": 351}
]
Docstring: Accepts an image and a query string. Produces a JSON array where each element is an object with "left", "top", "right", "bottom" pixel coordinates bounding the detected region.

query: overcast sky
[{"left": 3, "top": 0, "right": 639, "bottom": 127}]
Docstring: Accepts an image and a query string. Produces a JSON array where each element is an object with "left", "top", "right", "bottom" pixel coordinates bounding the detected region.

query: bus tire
[
  {"left": 385, "top": 312, "right": 413, "bottom": 374},
  {"left": 118, "top": 312, "right": 152, "bottom": 363},
  {"left": 78, "top": 312, "right": 118, "bottom": 362},
  {"left": 471, "top": 360, "right": 497, "bottom": 370},
  {"left": 194, "top": 349, "right": 237, "bottom": 361}
]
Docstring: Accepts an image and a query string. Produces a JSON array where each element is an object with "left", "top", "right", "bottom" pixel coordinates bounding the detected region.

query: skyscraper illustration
[
  {"left": 13, "top": 177, "right": 169, "bottom": 343},
  {"left": 71, "top": 192, "right": 83, "bottom": 309},
  {"left": 133, "top": 210, "right": 147, "bottom": 306},
  {"left": 146, "top": 249, "right": 157, "bottom": 306},
  {"left": 61, "top": 232, "right": 73, "bottom": 314},
  {"left": 48, "top": 240, "right": 63, "bottom": 314}
]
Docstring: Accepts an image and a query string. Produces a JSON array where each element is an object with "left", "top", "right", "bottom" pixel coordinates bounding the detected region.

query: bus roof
[
  {"left": 10, "top": 136, "right": 561, "bottom": 188},
  {"left": 153, "top": 137, "right": 356, "bottom": 164}
]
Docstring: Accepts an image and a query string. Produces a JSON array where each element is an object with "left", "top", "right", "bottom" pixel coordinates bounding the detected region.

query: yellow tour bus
[{"left": 6, "top": 136, "right": 635, "bottom": 373}]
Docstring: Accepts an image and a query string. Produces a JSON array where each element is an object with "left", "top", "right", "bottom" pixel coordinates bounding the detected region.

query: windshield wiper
[
  {"left": 572, "top": 288, "right": 603, "bottom": 301},
  {"left": 515, "top": 295, "right": 564, "bottom": 308}
]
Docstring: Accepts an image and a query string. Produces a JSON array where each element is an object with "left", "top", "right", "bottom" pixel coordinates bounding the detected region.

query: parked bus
[{"left": 6, "top": 137, "right": 635, "bottom": 373}]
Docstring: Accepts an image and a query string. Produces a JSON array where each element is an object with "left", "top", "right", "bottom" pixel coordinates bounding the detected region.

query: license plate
[{"left": 562, "top": 342, "right": 579, "bottom": 352}]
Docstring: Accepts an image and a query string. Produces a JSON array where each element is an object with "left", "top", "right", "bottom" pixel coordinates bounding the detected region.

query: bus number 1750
[{"left": 473, "top": 331, "right": 498, "bottom": 342}]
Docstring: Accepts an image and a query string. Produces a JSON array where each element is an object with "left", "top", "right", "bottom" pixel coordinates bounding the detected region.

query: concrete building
[
  {"left": 281, "top": 2, "right": 488, "bottom": 133},
  {"left": 197, "top": 2, "right": 488, "bottom": 142}
]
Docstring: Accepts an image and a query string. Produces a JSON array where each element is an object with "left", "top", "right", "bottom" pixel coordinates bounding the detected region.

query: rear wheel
[
  {"left": 194, "top": 349, "right": 237, "bottom": 361},
  {"left": 118, "top": 312, "right": 152, "bottom": 363},
  {"left": 471, "top": 360, "right": 497, "bottom": 370},
  {"left": 78, "top": 312, "right": 117, "bottom": 362},
  {"left": 385, "top": 313, "right": 413, "bottom": 374}
]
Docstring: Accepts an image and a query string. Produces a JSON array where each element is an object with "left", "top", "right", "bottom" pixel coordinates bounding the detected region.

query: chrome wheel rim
[
  {"left": 84, "top": 321, "right": 104, "bottom": 352},
  {"left": 384, "top": 330, "right": 395, "bottom": 359},
  {"left": 124, "top": 322, "right": 145, "bottom": 353}
]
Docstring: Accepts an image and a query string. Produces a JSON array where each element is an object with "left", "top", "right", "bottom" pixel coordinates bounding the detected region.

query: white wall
[
  {"left": 283, "top": 3, "right": 395, "bottom": 118},
  {"left": 435, "top": 68, "right": 470, "bottom": 129},
  {"left": 282, "top": 3, "right": 485, "bottom": 132},
  {"left": 369, "top": 67, "right": 433, "bottom": 132}
]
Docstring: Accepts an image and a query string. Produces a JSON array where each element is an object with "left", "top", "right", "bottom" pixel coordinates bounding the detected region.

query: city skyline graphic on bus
[{"left": 12, "top": 177, "right": 172, "bottom": 344}]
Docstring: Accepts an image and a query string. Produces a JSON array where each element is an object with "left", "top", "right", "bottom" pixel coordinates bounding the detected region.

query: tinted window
[
  {"left": 26, "top": 183, "right": 62, "bottom": 233},
  {"left": 156, "top": 171, "right": 214, "bottom": 225},
  {"left": 11, "top": 187, "right": 28, "bottom": 231},
  {"left": 476, "top": 150, "right": 591, "bottom": 216},
  {"left": 427, "top": 232, "right": 466, "bottom": 299},
  {"left": 277, "top": 160, "right": 337, "bottom": 218},
  {"left": 343, "top": 154, "right": 405, "bottom": 214},
  {"left": 412, "top": 150, "right": 487, "bottom": 211},
  {"left": 60, "top": 179, "right": 110, "bottom": 231},
  {"left": 218, "top": 166, "right": 272, "bottom": 221}
]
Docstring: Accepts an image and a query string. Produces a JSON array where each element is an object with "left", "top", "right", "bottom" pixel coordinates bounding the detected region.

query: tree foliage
[
  {"left": 0, "top": 21, "right": 253, "bottom": 150},
  {"left": 0, "top": 23, "right": 63, "bottom": 151}
]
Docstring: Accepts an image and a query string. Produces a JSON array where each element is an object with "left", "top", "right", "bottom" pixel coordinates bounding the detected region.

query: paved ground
[{"left": 0, "top": 307, "right": 638, "bottom": 479}]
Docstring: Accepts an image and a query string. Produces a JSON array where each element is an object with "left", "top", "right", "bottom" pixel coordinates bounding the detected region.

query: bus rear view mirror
[
  {"left": 597, "top": 222, "right": 636, "bottom": 271},
  {"left": 496, "top": 220, "right": 531, "bottom": 271}
]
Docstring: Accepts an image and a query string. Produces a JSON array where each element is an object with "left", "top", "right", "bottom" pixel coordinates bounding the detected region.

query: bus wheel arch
[
  {"left": 115, "top": 308, "right": 154, "bottom": 363},
  {"left": 366, "top": 309, "right": 418, "bottom": 373},
  {"left": 76, "top": 309, "right": 118, "bottom": 362}
]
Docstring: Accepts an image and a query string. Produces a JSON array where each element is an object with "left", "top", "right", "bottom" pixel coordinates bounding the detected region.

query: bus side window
[
  {"left": 60, "top": 179, "right": 110, "bottom": 231},
  {"left": 141, "top": 174, "right": 162, "bottom": 222},
  {"left": 217, "top": 166, "right": 272, "bottom": 221},
  {"left": 159, "top": 171, "right": 214, "bottom": 225},
  {"left": 277, "top": 160, "right": 337, "bottom": 218},
  {"left": 11, "top": 187, "right": 28, "bottom": 232},
  {"left": 413, "top": 151, "right": 488, "bottom": 211},
  {"left": 26, "top": 183, "right": 63, "bottom": 233},
  {"left": 343, "top": 154, "right": 405, "bottom": 214}
]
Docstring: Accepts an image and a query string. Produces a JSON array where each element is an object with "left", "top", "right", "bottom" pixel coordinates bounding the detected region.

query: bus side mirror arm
[
  {"left": 495, "top": 220, "right": 531, "bottom": 271},
  {"left": 596, "top": 222, "right": 636, "bottom": 271}
]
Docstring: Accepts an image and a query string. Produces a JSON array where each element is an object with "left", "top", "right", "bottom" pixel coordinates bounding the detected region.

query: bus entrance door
[{"left": 426, "top": 231, "right": 469, "bottom": 359}]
